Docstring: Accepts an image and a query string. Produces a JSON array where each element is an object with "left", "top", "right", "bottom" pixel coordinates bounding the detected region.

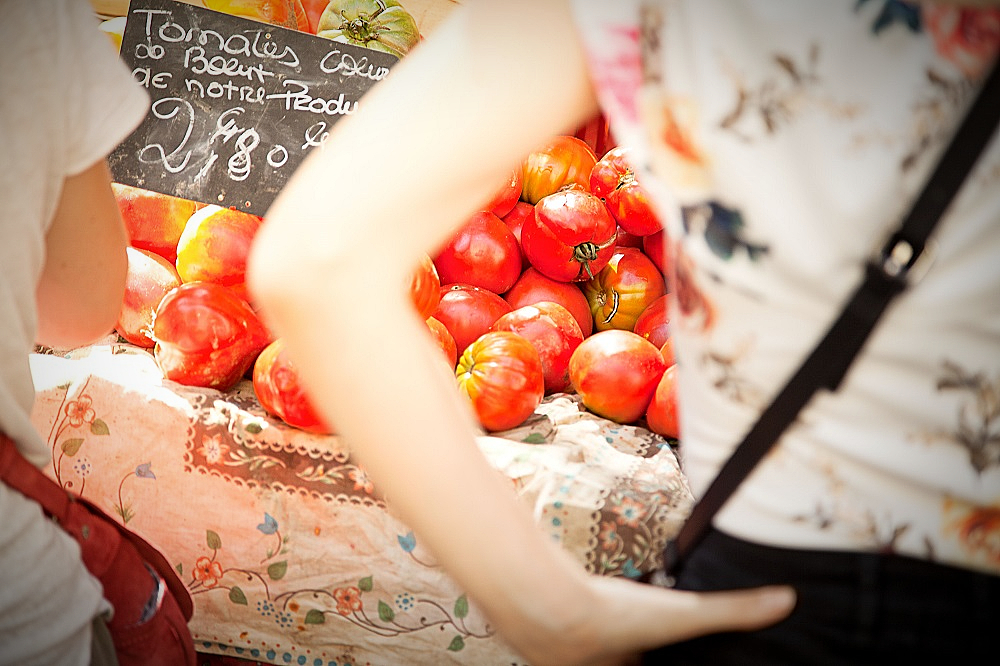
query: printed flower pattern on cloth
[
  {"left": 332, "top": 586, "right": 363, "bottom": 616},
  {"left": 924, "top": 5, "right": 1000, "bottom": 77},
  {"left": 194, "top": 556, "right": 225, "bottom": 589},
  {"left": 28, "top": 336, "right": 691, "bottom": 663},
  {"left": 949, "top": 503, "right": 1000, "bottom": 566},
  {"left": 198, "top": 433, "right": 231, "bottom": 464}
]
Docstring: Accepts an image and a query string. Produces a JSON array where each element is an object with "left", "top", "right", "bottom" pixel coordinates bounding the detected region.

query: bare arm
[
  {"left": 36, "top": 159, "right": 128, "bottom": 349},
  {"left": 248, "top": 1, "right": 793, "bottom": 663}
]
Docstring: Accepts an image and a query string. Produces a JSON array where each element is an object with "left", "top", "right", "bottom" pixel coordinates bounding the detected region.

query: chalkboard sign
[{"left": 109, "top": 0, "right": 398, "bottom": 216}]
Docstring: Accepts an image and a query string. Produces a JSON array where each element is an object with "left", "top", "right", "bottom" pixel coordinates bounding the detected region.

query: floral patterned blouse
[{"left": 571, "top": 0, "right": 1000, "bottom": 575}]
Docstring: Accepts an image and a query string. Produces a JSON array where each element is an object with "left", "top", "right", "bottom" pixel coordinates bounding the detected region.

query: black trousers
[{"left": 643, "top": 528, "right": 999, "bottom": 664}]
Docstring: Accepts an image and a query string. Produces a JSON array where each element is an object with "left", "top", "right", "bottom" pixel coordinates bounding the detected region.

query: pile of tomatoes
[
  {"left": 414, "top": 134, "right": 679, "bottom": 440},
  {"left": 112, "top": 131, "right": 679, "bottom": 442}
]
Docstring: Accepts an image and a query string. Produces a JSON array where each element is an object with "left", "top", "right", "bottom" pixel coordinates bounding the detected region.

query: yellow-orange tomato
[
  {"left": 456, "top": 331, "right": 544, "bottom": 432},
  {"left": 203, "top": 0, "right": 307, "bottom": 31},
  {"left": 175, "top": 205, "right": 263, "bottom": 304},
  {"left": 520, "top": 135, "right": 598, "bottom": 205},
  {"left": 583, "top": 247, "right": 666, "bottom": 333}
]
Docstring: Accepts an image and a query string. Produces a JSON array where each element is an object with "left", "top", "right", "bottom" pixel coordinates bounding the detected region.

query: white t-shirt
[
  {"left": 0, "top": 0, "right": 149, "bottom": 663},
  {"left": 572, "top": 0, "right": 1000, "bottom": 575}
]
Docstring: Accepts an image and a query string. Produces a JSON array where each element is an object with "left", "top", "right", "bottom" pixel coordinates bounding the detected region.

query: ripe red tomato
[
  {"left": 645, "top": 364, "right": 680, "bottom": 439},
  {"left": 568, "top": 329, "right": 667, "bottom": 424},
  {"left": 409, "top": 253, "right": 441, "bottom": 319},
  {"left": 483, "top": 167, "right": 523, "bottom": 218},
  {"left": 501, "top": 201, "right": 534, "bottom": 271},
  {"left": 432, "top": 283, "right": 512, "bottom": 355},
  {"left": 633, "top": 294, "right": 671, "bottom": 349},
  {"left": 456, "top": 331, "right": 544, "bottom": 432},
  {"left": 490, "top": 301, "right": 585, "bottom": 394},
  {"left": 152, "top": 281, "right": 272, "bottom": 391},
  {"left": 573, "top": 113, "right": 616, "bottom": 161},
  {"left": 112, "top": 183, "right": 200, "bottom": 265},
  {"left": 660, "top": 338, "right": 675, "bottom": 367},
  {"left": 583, "top": 247, "right": 666, "bottom": 333},
  {"left": 297, "top": 0, "right": 328, "bottom": 32},
  {"left": 425, "top": 316, "right": 458, "bottom": 368},
  {"left": 642, "top": 230, "right": 670, "bottom": 281},
  {"left": 116, "top": 247, "right": 182, "bottom": 348},
  {"left": 615, "top": 226, "right": 644, "bottom": 249},
  {"left": 504, "top": 267, "right": 593, "bottom": 338},
  {"left": 433, "top": 211, "right": 522, "bottom": 295},
  {"left": 590, "top": 146, "right": 664, "bottom": 237},
  {"left": 520, "top": 135, "right": 598, "bottom": 205},
  {"left": 253, "top": 337, "right": 332, "bottom": 434},
  {"left": 521, "top": 187, "right": 618, "bottom": 282}
]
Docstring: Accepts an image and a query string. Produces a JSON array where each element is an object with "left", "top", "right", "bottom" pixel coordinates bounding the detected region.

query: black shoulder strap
[{"left": 664, "top": 62, "right": 1000, "bottom": 577}]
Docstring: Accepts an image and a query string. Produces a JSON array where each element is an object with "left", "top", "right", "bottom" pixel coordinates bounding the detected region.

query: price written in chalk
[{"left": 109, "top": 0, "right": 398, "bottom": 216}]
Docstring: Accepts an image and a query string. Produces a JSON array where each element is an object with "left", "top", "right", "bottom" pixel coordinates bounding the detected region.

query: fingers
[
  {"left": 667, "top": 585, "right": 797, "bottom": 639},
  {"left": 582, "top": 576, "right": 796, "bottom": 659}
]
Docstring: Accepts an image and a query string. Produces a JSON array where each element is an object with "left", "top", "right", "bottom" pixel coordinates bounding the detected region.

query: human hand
[{"left": 506, "top": 573, "right": 795, "bottom": 666}]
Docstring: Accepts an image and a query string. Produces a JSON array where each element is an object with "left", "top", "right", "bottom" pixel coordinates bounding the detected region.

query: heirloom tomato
[
  {"left": 316, "top": 0, "right": 420, "bottom": 58},
  {"left": 642, "top": 230, "right": 670, "bottom": 283},
  {"left": 456, "top": 331, "right": 544, "bottom": 432},
  {"left": 433, "top": 212, "right": 522, "bottom": 295},
  {"left": 112, "top": 183, "right": 200, "bottom": 264},
  {"left": 175, "top": 205, "right": 263, "bottom": 304},
  {"left": 615, "top": 226, "right": 644, "bottom": 249},
  {"left": 633, "top": 294, "right": 672, "bottom": 349},
  {"left": 573, "top": 113, "right": 616, "bottom": 161},
  {"left": 116, "top": 247, "right": 182, "bottom": 348},
  {"left": 521, "top": 187, "right": 618, "bottom": 282},
  {"left": 253, "top": 338, "right": 332, "bottom": 434},
  {"left": 483, "top": 167, "right": 523, "bottom": 219},
  {"left": 583, "top": 247, "right": 666, "bottom": 333},
  {"left": 431, "top": 283, "right": 512, "bottom": 355},
  {"left": 645, "top": 364, "right": 680, "bottom": 440},
  {"left": 490, "top": 301, "right": 585, "bottom": 395},
  {"left": 501, "top": 201, "right": 534, "bottom": 271},
  {"left": 298, "top": 0, "right": 329, "bottom": 32},
  {"left": 569, "top": 330, "right": 667, "bottom": 424},
  {"left": 504, "top": 267, "right": 593, "bottom": 338},
  {"left": 590, "top": 146, "right": 663, "bottom": 237},
  {"left": 425, "top": 316, "right": 458, "bottom": 368},
  {"left": 520, "top": 135, "right": 598, "bottom": 205},
  {"left": 408, "top": 253, "right": 441, "bottom": 319},
  {"left": 152, "top": 281, "right": 272, "bottom": 391},
  {"left": 660, "top": 338, "right": 676, "bottom": 367},
  {"left": 203, "top": 0, "right": 308, "bottom": 30}
]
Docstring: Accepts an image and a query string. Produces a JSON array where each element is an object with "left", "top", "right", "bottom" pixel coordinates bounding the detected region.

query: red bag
[{"left": 0, "top": 434, "right": 196, "bottom": 666}]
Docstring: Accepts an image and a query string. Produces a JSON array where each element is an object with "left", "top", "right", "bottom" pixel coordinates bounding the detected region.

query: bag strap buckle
[{"left": 877, "top": 234, "right": 937, "bottom": 285}]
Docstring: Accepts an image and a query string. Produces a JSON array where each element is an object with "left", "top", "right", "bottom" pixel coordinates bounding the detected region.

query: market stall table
[{"left": 30, "top": 342, "right": 692, "bottom": 665}]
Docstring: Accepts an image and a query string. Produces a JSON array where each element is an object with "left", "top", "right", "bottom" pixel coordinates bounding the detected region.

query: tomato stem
[
  {"left": 602, "top": 291, "right": 619, "bottom": 325},
  {"left": 573, "top": 235, "right": 617, "bottom": 279},
  {"left": 338, "top": 0, "right": 389, "bottom": 42}
]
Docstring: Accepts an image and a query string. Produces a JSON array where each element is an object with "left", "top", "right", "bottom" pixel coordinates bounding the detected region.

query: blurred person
[
  {"left": 249, "top": 0, "right": 998, "bottom": 664},
  {"left": 0, "top": 0, "right": 150, "bottom": 663}
]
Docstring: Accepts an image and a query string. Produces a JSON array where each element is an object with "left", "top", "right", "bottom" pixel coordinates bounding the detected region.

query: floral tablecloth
[{"left": 29, "top": 342, "right": 692, "bottom": 666}]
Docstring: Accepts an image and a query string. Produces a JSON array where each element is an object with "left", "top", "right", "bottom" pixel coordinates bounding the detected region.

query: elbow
[{"left": 246, "top": 221, "right": 358, "bottom": 330}]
